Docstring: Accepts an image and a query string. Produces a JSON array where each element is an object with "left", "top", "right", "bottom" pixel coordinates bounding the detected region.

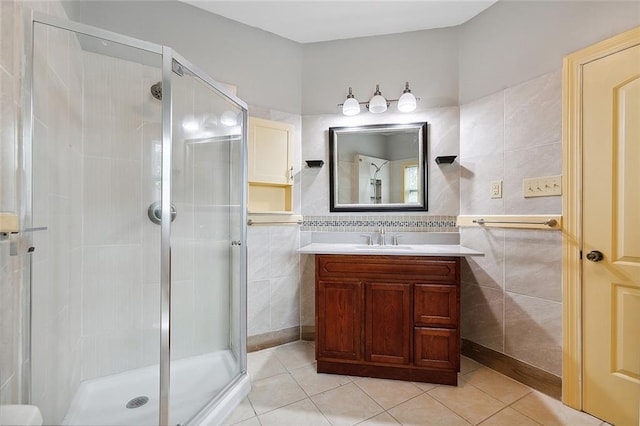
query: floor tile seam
[
  {"left": 306, "top": 395, "right": 340, "bottom": 426},
  {"left": 426, "top": 381, "right": 506, "bottom": 424},
  {"left": 249, "top": 369, "right": 290, "bottom": 384},
  {"left": 408, "top": 391, "right": 474, "bottom": 424},
  {"left": 478, "top": 405, "right": 544, "bottom": 426},
  {"left": 454, "top": 374, "right": 514, "bottom": 404},
  {"left": 382, "top": 409, "right": 403, "bottom": 425},
  {"left": 376, "top": 386, "right": 435, "bottom": 412},
  {"left": 378, "top": 406, "right": 472, "bottom": 425},
  {"left": 252, "top": 392, "right": 310, "bottom": 418},
  {"left": 353, "top": 410, "right": 399, "bottom": 425},
  {"left": 290, "top": 370, "right": 353, "bottom": 398},
  {"left": 244, "top": 396, "right": 259, "bottom": 422},
  {"left": 462, "top": 365, "right": 537, "bottom": 393},
  {"left": 350, "top": 379, "right": 428, "bottom": 411},
  {"left": 282, "top": 360, "right": 316, "bottom": 374},
  {"left": 504, "top": 392, "right": 545, "bottom": 425}
]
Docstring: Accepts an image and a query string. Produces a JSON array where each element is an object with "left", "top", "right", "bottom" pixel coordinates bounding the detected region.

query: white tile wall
[
  {"left": 247, "top": 224, "right": 302, "bottom": 338},
  {"left": 459, "top": 70, "right": 563, "bottom": 376}
]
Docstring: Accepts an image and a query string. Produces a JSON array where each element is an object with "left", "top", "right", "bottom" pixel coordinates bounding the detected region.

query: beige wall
[
  {"left": 459, "top": 71, "right": 563, "bottom": 375},
  {"left": 458, "top": 1, "right": 640, "bottom": 104}
]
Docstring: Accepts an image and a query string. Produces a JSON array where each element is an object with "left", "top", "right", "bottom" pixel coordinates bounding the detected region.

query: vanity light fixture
[
  {"left": 397, "top": 82, "right": 417, "bottom": 112},
  {"left": 342, "top": 87, "right": 361, "bottom": 116},
  {"left": 338, "top": 82, "right": 419, "bottom": 116},
  {"left": 368, "top": 85, "right": 387, "bottom": 113}
]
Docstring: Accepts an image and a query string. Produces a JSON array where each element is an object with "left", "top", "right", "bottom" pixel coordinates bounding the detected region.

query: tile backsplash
[{"left": 301, "top": 215, "right": 457, "bottom": 233}]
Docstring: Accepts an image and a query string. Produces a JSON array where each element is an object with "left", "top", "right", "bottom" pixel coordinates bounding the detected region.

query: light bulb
[
  {"left": 397, "top": 92, "right": 417, "bottom": 112},
  {"left": 342, "top": 97, "right": 360, "bottom": 116},
  {"left": 368, "top": 84, "right": 387, "bottom": 113},
  {"left": 342, "top": 87, "right": 360, "bottom": 116},
  {"left": 369, "top": 94, "right": 387, "bottom": 113},
  {"left": 398, "top": 82, "right": 417, "bottom": 113},
  {"left": 182, "top": 115, "right": 199, "bottom": 132}
]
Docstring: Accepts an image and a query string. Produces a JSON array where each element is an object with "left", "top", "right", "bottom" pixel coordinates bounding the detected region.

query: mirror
[{"left": 329, "top": 122, "right": 428, "bottom": 212}]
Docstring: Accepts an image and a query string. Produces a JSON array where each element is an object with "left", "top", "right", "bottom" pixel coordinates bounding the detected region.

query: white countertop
[{"left": 297, "top": 243, "right": 484, "bottom": 257}]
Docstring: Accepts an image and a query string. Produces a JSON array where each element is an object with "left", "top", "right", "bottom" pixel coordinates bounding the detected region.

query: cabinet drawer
[
  {"left": 414, "top": 327, "right": 459, "bottom": 370},
  {"left": 414, "top": 284, "right": 458, "bottom": 326},
  {"left": 317, "top": 255, "right": 458, "bottom": 283}
]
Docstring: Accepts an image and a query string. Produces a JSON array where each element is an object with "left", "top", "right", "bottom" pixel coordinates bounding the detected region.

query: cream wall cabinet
[
  {"left": 248, "top": 117, "right": 295, "bottom": 213},
  {"left": 248, "top": 117, "right": 294, "bottom": 185}
]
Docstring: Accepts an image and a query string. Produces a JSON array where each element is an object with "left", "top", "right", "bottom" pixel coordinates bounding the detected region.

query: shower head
[
  {"left": 370, "top": 161, "right": 389, "bottom": 173},
  {"left": 150, "top": 82, "right": 162, "bottom": 100}
]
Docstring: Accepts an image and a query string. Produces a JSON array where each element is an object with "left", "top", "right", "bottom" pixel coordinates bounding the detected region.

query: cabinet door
[
  {"left": 414, "top": 327, "right": 459, "bottom": 370},
  {"left": 365, "top": 282, "right": 411, "bottom": 365},
  {"left": 317, "top": 280, "right": 363, "bottom": 360},
  {"left": 248, "top": 117, "right": 294, "bottom": 185},
  {"left": 414, "top": 284, "right": 458, "bottom": 327}
]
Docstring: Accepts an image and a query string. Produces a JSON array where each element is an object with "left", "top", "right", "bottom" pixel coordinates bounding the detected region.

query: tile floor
[{"left": 225, "top": 341, "right": 606, "bottom": 426}]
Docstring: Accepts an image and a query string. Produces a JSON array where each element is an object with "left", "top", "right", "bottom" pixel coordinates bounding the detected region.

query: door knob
[{"left": 586, "top": 250, "right": 604, "bottom": 262}]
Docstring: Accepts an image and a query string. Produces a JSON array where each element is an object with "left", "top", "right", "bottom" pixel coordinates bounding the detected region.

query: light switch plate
[
  {"left": 490, "top": 180, "right": 502, "bottom": 199},
  {"left": 523, "top": 175, "right": 562, "bottom": 197}
]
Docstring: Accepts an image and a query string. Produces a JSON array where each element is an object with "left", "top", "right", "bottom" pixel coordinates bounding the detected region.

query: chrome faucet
[{"left": 378, "top": 227, "right": 386, "bottom": 246}]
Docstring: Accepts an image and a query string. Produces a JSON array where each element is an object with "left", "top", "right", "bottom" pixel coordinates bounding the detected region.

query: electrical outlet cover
[{"left": 490, "top": 180, "right": 503, "bottom": 199}]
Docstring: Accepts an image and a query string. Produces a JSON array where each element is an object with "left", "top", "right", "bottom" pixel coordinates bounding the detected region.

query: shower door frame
[{"left": 21, "top": 11, "right": 249, "bottom": 425}]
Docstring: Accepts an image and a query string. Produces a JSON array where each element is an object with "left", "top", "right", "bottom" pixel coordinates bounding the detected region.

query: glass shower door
[
  {"left": 166, "top": 56, "right": 247, "bottom": 425},
  {"left": 28, "top": 17, "right": 165, "bottom": 426}
]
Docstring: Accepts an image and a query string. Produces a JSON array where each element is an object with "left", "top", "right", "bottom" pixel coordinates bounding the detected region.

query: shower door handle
[{"left": 8, "top": 226, "right": 47, "bottom": 256}]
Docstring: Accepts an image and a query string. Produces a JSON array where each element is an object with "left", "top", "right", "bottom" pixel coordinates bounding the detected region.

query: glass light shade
[
  {"left": 369, "top": 94, "right": 387, "bottom": 113},
  {"left": 342, "top": 97, "right": 361, "bottom": 116},
  {"left": 397, "top": 92, "right": 417, "bottom": 112},
  {"left": 182, "top": 115, "right": 199, "bottom": 132},
  {"left": 220, "top": 110, "right": 237, "bottom": 126}
]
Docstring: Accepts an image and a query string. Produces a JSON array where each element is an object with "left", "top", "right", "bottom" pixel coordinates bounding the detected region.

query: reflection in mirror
[{"left": 329, "top": 122, "right": 428, "bottom": 212}]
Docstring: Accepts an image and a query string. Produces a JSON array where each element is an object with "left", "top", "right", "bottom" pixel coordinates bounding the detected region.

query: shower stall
[{"left": 17, "top": 11, "right": 249, "bottom": 425}]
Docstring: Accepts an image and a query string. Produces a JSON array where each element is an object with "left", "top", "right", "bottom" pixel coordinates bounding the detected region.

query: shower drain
[{"left": 126, "top": 396, "right": 149, "bottom": 409}]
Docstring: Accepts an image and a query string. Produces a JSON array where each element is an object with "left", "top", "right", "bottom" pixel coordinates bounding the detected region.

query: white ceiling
[{"left": 179, "top": 1, "right": 498, "bottom": 43}]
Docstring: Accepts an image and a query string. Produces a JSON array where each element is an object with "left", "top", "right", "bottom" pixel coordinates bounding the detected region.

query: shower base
[{"left": 62, "top": 350, "right": 240, "bottom": 426}]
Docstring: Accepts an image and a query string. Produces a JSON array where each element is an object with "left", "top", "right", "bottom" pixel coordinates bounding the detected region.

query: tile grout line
[
  {"left": 502, "top": 391, "right": 545, "bottom": 425},
  {"left": 427, "top": 380, "right": 505, "bottom": 425}
]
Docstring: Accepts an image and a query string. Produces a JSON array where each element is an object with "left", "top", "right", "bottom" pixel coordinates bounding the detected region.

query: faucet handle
[
  {"left": 391, "top": 235, "right": 402, "bottom": 246},
  {"left": 360, "top": 234, "right": 374, "bottom": 246}
]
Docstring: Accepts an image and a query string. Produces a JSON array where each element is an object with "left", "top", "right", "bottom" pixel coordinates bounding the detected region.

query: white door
[{"left": 582, "top": 41, "right": 640, "bottom": 425}]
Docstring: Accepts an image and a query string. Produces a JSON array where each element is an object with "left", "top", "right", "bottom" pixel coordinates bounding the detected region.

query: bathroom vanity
[{"left": 298, "top": 243, "right": 483, "bottom": 386}]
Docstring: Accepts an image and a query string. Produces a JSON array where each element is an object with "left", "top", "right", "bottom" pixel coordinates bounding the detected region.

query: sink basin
[{"left": 353, "top": 245, "right": 414, "bottom": 250}]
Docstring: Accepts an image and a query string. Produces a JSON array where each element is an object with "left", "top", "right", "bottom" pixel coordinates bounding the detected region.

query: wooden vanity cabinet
[{"left": 315, "top": 254, "right": 460, "bottom": 385}]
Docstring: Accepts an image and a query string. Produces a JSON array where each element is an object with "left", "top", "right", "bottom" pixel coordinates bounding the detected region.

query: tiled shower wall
[
  {"left": 459, "top": 70, "right": 563, "bottom": 376},
  {"left": 0, "top": 0, "right": 83, "bottom": 421},
  {"left": 78, "top": 51, "right": 161, "bottom": 379}
]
